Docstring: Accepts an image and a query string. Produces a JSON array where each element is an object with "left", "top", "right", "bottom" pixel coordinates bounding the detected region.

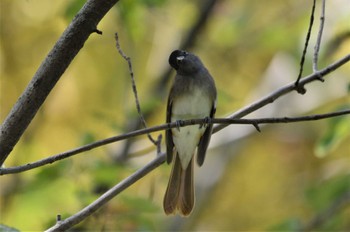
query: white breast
[
  {"left": 171, "top": 87, "right": 212, "bottom": 120},
  {"left": 171, "top": 87, "right": 212, "bottom": 169}
]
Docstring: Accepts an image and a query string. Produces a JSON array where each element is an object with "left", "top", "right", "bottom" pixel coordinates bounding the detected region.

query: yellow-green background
[{"left": 0, "top": 0, "right": 349, "bottom": 231}]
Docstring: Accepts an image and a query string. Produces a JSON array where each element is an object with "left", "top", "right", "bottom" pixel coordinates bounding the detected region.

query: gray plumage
[{"left": 164, "top": 50, "right": 216, "bottom": 216}]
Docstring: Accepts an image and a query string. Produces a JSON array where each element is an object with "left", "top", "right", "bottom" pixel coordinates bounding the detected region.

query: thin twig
[
  {"left": 313, "top": 0, "right": 326, "bottom": 72},
  {"left": 1, "top": 109, "right": 349, "bottom": 175},
  {"left": 114, "top": 32, "right": 157, "bottom": 145},
  {"left": 295, "top": 0, "right": 317, "bottom": 94},
  {"left": 0, "top": 123, "right": 171, "bottom": 175},
  {"left": 45, "top": 153, "right": 166, "bottom": 232},
  {"left": 214, "top": 110, "right": 350, "bottom": 125}
]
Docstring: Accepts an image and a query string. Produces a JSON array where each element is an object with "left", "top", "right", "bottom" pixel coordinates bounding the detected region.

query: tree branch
[
  {"left": 214, "top": 109, "right": 350, "bottom": 125},
  {"left": 313, "top": 0, "right": 326, "bottom": 72},
  {"left": 1, "top": 1, "right": 347, "bottom": 231},
  {"left": 0, "top": 0, "right": 120, "bottom": 165},
  {"left": 1, "top": 109, "right": 349, "bottom": 175},
  {"left": 44, "top": 109, "right": 350, "bottom": 231},
  {"left": 213, "top": 53, "right": 350, "bottom": 133},
  {"left": 45, "top": 153, "right": 166, "bottom": 232},
  {"left": 115, "top": 32, "right": 157, "bottom": 145},
  {"left": 295, "top": 0, "right": 317, "bottom": 93}
]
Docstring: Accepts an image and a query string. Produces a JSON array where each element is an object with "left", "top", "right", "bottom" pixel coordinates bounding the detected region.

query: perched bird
[{"left": 164, "top": 50, "right": 217, "bottom": 216}]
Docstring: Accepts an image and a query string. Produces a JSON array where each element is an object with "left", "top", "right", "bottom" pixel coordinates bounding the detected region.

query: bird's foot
[
  {"left": 199, "top": 117, "right": 211, "bottom": 129},
  {"left": 175, "top": 120, "right": 185, "bottom": 131}
]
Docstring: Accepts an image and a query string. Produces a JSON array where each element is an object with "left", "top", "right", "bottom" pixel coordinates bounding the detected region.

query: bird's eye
[
  {"left": 176, "top": 56, "right": 185, "bottom": 61},
  {"left": 176, "top": 55, "right": 185, "bottom": 66}
]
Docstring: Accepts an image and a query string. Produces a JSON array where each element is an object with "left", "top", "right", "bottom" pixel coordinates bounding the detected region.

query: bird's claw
[
  {"left": 199, "top": 117, "right": 211, "bottom": 129},
  {"left": 175, "top": 120, "right": 184, "bottom": 131}
]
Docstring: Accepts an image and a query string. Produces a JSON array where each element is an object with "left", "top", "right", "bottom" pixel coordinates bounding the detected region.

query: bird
[{"left": 163, "top": 50, "right": 217, "bottom": 216}]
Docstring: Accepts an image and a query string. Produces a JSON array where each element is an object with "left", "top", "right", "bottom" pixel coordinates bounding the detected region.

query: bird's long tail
[{"left": 163, "top": 153, "right": 194, "bottom": 216}]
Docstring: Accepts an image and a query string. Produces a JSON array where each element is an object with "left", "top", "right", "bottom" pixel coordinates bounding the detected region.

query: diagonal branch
[
  {"left": 213, "top": 53, "right": 350, "bottom": 133},
  {"left": 43, "top": 109, "right": 350, "bottom": 231},
  {"left": 45, "top": 153, "right": 166, "bottom": 232},
  {"left": 0, "top": 0, "right": 120, "bottom": 166}
]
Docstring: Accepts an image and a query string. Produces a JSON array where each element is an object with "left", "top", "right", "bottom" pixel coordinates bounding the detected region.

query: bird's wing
[
  {"left": 196, "top": 101, "right": 216, "bottom": 166},
  {"left": 166, "top": 95, "right": 175, "bottom": 164}
]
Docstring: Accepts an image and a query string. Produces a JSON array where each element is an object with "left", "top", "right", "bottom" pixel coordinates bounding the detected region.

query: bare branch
[
  {"left": 45, "top": 153, "right": 166, "bottom": 232},
  {"left": 313, "top": 0, "right": 326, "bottom": 72},
  {"left": 0, "top": 122, "right": 170, "bottom": 175},
  {"left": 213, "top": 109, "right": 350, "bottom": 125},
  {"left": 44, "top": 109, "right": 350, "bottom": 231},
  {"left": 1, "top": 109, "right": 349, "bottom": 175},
  {"left": 295, "top": 0, "right": 317, "bottom": 93},
  {"left": 214, "top": 53, "right": 350, "bottom": 133},
  {"left": 114, "top": 32, "right": 157, "bottom": 145},
  {"left": 0, "top": 0, "right": 120, "bottom": 165},
  {"left": 0, "top": 1, "right": 347, "bottom": 231}
]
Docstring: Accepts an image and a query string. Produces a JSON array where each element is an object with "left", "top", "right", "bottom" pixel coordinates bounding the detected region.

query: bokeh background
[{"left": 0, "top": 0, "right": 349, "bottom": 231}]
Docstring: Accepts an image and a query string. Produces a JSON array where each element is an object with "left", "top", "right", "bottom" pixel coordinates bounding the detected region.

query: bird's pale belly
[{"left": 171, "top": 88, "right": 211, "bottom": 169}]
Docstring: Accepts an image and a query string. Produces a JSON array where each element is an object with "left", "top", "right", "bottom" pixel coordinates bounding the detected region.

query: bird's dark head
[{"left": 169, "top": 50, "right": 203, "bottom": 74}]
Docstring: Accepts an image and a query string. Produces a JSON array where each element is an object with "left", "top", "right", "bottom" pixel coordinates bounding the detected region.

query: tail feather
[
  {"left": 163, "top": 153, "right": 182, "bottom": 214},
  {"left": 177, "top": 158, "right": 194, "bottom": 216},
  {"left": 163, "top": 153, "right": 194, "bottom": 216}
]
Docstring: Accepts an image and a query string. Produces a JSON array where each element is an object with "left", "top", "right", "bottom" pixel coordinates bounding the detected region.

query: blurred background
[{"left": 0, "top": 0, "right": 349, "bottom": 231}]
